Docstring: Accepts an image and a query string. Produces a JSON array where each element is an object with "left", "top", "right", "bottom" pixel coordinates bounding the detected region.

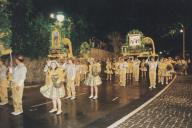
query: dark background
[{"left": 9, "top": 0, "right": 192, "bottom": 57}]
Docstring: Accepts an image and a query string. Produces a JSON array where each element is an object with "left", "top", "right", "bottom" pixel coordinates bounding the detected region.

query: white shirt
[
  {"left": 13, "top": 63, "right": 27, "bottom": 86},
  {"left": 61, "top": 62, "right": 67, "bottom": 70},
  {"left": 119, "top": 62, "right": 127, "bottom": 70},
  {"left": 148, "top": 61, "right": 158, "bottom": 71},
  {"left": 64, "top": 63, "right": 76, "bottom": 80},
  {"left": 133, "top": 60, "right": 141, "bottom": 68}
]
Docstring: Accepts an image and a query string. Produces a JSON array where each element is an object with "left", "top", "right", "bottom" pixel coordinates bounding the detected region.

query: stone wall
[
  {"left": 90, "top": 48, "right": 114, "bottom": 61},
  {"left": 23, "top": 48, "right": 113, "bottom": 85},
  {"left": 24, "top": 58, "right": 46, "bottom": 85}
]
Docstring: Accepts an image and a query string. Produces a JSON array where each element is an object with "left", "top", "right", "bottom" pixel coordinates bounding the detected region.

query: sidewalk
[{"left": 109, "top": 75, "right": 192, "bottom": 128}]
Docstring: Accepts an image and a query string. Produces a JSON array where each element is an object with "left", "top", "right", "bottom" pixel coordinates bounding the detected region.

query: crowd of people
[
  {"left": 0, "top": 55, "right": 190, "bottom": 116},
  {"left": 40, "top": 57, "right": 102, "bottom": 115},
  {"left": 106, "top": 56, "right": 190, "bottom": 86}
]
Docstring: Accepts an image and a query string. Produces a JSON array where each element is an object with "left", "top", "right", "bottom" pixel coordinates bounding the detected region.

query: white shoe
[
  {"left": 49, "top": 109, "right": 57, "bottom": 113},
  {"left": 56, "top": 110, "right": 62, "bottom": 115},
  {"left": 11, "top": 111, "right": 23, "bottom": 115},
  {"left": 93, "top": 96, "right": 98, "bottom": 100},
  {"left": 70, "top": 97, "right": 76, "bottom": 100},
  {"left": 11, "top": 112, "right": 17, "bottom": 115},
  {"left": 149, "top": 86, "right": 152, "bottom": 89},
  {"left": 66, "top": 96, "right": 72, "bottom": 99},
  {"left": 153, "top": 86, "right": 156, "bottom": 89},
  {"left": 89, "top": 95, "right": 93, "bottom": 99},
  {"left": 0, "top": 102, "right": 8, "bottom": 105}
]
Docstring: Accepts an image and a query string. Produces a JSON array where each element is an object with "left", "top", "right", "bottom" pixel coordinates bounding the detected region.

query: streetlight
[
  {"left": 50, "top": 13, "right": 55, "bottom": 19},
  {"left": 50, "top": 12, "right": 65, "bottom": 22},
  {"left": 180, "top": 24, "right": 185, "bottom": 59},
  {"left": 56, "top": 13, "right": 64, "bottom": 22}
]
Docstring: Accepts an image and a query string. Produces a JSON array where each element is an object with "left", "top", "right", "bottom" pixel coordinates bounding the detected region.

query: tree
[
  {"left": 9, "top": 0, "right": 33, "bottom": 55},
  {"left": 7, "top": 0, "right": 93, "bottom": 58},
  {"left": 0, "top": 1, "right": 12, "bottom": 47},
  {"left": 70, "top": 15, "right": 92, "bottom": 55},
  {"left": 27, "top": 14, "right": 52, "bottom": 58},
  {"left": 107, "top": 32, "right": 122, "bottom": 55}
]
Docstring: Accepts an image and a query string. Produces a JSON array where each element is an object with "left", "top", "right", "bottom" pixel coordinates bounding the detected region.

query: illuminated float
[
  {"left": 48, "top": 25, "right": 73, "bottom": 59},
  {"left": 121, "top": 30, "right": 158, "bottom": 57}
]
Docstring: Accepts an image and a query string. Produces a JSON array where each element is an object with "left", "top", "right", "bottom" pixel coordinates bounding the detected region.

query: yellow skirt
[
  {"left": 84, "top": 74, "right": 102, "bottom": 86},
  {"left": 40, "top": 84, "right": 65, "bottom": 99}
]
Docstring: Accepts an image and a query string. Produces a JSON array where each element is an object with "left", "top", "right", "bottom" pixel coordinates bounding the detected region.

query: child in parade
[
  {"left": 84, "top": 58, "right": 102, "bottom": 100},
  {"left": 140, "top": 59, "right": 147, "bottom": 78},
  {"left": 75, "top": 59, "right": 81, "bottom": 87},
  {"left": 81, "top": 61, "right": 88, "bottom": 80},
  {"left": 126, "top": 58, "right": 133, "bottom": 80},
  {"left": 132, "top": 57, "right": 141, "bottom": 82},
  {"left": 113, "top": 58, "right": 120, "bottom": 77},
  {"left": 40, "top": 60, "right": 65, "bottom": 115},
  {"left": 64, "top": 59, "right": 77, "bottom": 100},
  {"left": 119, "top": 58, "right": 127, "bottom": 86},
  {"left": 105, "top": 58, "right": 113, "bottom": 80},
  {"left": 158, "top": 58, "right": 165, "bottom": 84},
  {"left": 165, "top": 58, "right": 175, "bottom": 82}
]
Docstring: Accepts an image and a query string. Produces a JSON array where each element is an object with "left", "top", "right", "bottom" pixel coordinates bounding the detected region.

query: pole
[{"left": 183, "top": 26, "right": 185, "bottom": 59}]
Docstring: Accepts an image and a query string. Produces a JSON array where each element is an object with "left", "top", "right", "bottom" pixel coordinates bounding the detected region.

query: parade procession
[
  {"left": 0, "top": 0, "right": 192, "bottom": 128},
  {"left": 0, "top": 27, "right": 188, "bottom": 116}
]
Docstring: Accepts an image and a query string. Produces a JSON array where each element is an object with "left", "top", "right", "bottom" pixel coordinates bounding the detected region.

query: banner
[{"left": 129, "top": 34, "right": 141, "bottom": 47}]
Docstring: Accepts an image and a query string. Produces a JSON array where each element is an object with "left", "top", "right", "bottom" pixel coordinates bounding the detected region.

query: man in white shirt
[
  {"left": 11, "top": 56, "right": 27, "bottom": 115},
  {"left": 64, "top": 59, "right": 76, "bottom": 100}
]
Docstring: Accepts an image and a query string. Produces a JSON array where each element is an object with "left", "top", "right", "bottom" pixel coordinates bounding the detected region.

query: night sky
[{"left": 32, "top": 0, "right": 192, "bottom": 56}]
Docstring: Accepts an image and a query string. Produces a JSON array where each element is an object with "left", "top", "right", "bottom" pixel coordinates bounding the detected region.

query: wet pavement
[
  {"left": 0, "top": 76, "right": 168, "bottom": 128},
  {"left": 115, "top": 75, "right": 192, "bottom": 128}
]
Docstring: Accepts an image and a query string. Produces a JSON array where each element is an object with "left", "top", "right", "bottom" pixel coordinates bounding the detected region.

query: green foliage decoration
[{"left": 79, "top": 41, "right": 91, "bottom": 58}]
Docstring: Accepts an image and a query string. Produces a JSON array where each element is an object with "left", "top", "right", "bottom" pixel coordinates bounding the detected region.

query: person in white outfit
[
  {"left": 146, "top": 56, "right": 158, "bottom": 89},
  {"left": 64, "top": 59, "right": 77, "bottom": 100},
  {"left": 11, "top": 56, "right": 27, "bottom": 116}
]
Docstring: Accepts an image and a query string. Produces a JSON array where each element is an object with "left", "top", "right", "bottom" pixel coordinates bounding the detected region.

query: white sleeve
[{"left": 43, "top": 65, "right": 48, "bottom": 72}]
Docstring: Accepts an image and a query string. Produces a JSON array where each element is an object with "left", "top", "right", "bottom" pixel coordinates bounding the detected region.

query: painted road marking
[{"left": 30, "top": 93, "right": 87, "bottom": 108}]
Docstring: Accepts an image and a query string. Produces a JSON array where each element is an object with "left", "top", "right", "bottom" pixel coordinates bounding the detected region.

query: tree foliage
[
  {"left": 10, "top": 0, "right": 33, "bottom": 55},
  {"left": 0, "top": 1, "right": 12, "bottom": 47},
  {"left": 27, "top": 14, "right": 52, "bottom": 58},
  {"left": 70, "top": 15, "right": 91, "bottom": 55},
  {"left": 7, "top": 0, "right": 89, "bottom": 58},
  {"left": 107, "top": 32, "right": 122, "bottom": 55}
]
